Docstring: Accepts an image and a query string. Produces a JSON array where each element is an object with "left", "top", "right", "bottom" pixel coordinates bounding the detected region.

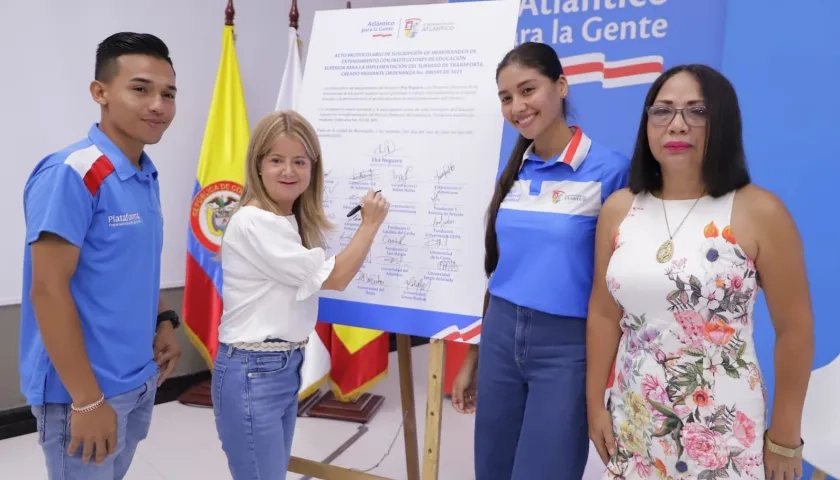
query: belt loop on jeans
[{"left": 224, "top": 343, "right": 234, "bottom": 358}]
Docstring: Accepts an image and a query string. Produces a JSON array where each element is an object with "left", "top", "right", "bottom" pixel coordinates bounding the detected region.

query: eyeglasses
[{"left": 647, "top": 105, "right": 708, "bottom": 127}]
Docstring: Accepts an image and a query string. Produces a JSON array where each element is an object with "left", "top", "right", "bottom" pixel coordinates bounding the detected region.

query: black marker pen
[{"left": 346, "top": 190, "right": 382, "bottom": 217}]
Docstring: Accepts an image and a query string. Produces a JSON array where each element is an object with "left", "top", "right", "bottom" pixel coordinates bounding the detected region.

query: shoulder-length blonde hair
[{"left": 237, "top": 110, "right": 333, "bottom": 248}]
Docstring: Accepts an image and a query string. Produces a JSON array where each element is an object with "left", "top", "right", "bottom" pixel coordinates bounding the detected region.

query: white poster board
[{"left": 298, "top": 0, "right": 519, "bottom": 342}]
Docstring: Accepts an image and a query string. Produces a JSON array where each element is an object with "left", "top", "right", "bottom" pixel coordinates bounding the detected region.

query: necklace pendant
[{"left": 656, "top": 239, "right": 674, "bottom": 263}]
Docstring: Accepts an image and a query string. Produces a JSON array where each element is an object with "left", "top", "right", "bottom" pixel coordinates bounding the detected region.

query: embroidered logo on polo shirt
[
  {"left": 501, "top": 180, "right": 602, "bottom": 217},
  {"left": 551, "top": 189, "right": 587, "bottom": 204},
  {"left": 108, "top": 212, "right": 142, "bottom": 227}
]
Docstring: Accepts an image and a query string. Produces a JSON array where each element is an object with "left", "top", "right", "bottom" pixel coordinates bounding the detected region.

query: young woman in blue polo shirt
[{"left": 451, "top": 42, "right": 630, "bottom": 479}]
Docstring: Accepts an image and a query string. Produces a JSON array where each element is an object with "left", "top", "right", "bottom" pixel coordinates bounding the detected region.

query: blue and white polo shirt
[
  {"left": 19, "top": 123, "right": 163, "bottom": 405},
  {"left": 488, "top": 127, "right": 630, "bottom": 319}
]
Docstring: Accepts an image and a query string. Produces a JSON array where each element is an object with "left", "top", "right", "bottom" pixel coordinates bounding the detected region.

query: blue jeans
[
  {"left": 212, "top": 343, "right": 304, "bottom": 480},
  {"left": 474, "top": 295, "right": 589, "bottom": 480},
  {"left": 31, "top": 370, "right": 159, "bottom": 480}
]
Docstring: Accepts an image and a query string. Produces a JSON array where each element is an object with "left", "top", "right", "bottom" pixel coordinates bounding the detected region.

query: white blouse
[{"left": 217, "top": 206, "right": 336, "bottom": 344}]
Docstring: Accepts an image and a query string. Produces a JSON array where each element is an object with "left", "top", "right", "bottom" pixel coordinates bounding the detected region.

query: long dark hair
[
  {"left": 627, "top": 64, "right": 750, "bottom": 198},
  {"left": 484, "top": 42, "right": 568, "bottom": 278}
]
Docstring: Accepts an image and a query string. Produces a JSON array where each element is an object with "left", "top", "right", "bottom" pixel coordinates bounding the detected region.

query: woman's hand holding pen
[
  {"left": 322, "top": 189, "right": 389, "bottom": 291},
  {"left": 359, "top": 189, "right": 389, "bottom": 229}
]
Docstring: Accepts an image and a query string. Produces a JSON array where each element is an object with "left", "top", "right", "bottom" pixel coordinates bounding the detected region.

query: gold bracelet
[{"left": 764, "top": 430, "right": 804, "bottom": 458}]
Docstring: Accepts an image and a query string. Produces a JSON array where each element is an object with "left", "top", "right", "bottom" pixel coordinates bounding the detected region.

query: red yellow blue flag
[{"left": 182, "top": 21, "right": 249, "bottom": 367}]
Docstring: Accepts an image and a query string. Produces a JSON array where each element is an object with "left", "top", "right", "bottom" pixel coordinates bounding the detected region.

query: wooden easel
[{"left": 289, "top": 335, "right": 446, "bottom": 480}]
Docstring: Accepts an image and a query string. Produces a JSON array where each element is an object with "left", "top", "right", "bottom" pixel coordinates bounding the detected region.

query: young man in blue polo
[{"left": 20, "top": 32, "right": 182, "bottom": 479}]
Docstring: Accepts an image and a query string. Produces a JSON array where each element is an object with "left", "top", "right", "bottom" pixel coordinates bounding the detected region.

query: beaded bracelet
[{"left": 70, "top": 394, "right": 105, "bottom": 414}]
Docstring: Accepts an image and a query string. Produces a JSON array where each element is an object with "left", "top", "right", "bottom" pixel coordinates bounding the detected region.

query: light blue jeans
[
  {"left": 31, "top": 370, "right": 159, "bottom": 480},
  {"left": 212, "top": 342, "right": 304, "bottom": 480}
]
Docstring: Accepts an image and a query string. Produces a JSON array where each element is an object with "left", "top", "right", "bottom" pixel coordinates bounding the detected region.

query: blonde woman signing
[{"left": 211, "top": 111, "right": 389, "bottom": 479}]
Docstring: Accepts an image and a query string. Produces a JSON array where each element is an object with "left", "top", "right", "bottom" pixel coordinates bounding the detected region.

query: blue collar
[{"left": 87, "top": 124, "right": 158, "bottom": 181}]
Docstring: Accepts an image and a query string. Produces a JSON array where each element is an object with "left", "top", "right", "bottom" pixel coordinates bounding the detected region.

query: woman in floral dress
[{"left": 585, "top": 65, "right": 815, "bottom": 479}]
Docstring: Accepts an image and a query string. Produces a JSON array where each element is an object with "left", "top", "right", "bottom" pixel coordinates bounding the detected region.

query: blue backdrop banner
[
  {"left": 722, "top": 2, "right": 840, "bottom": 478},
  {"left": 450, "top": 0, "right": 728, "bottom": 164}
]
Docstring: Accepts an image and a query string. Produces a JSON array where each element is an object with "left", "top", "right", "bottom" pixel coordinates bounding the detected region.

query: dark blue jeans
[{"left": 474, "top": 295, "right": 589, "bottom": 480}]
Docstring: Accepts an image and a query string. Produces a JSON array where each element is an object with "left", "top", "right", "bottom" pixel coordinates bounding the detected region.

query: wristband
[
  {"left": 764, "top": 430, "right": 804, "bottom": 458},
  {"left": 157, "top": 309, "right": 180, "bottom": 329},
  {"left": 71, "top": 394, "right": 105, "bottom": 414}
]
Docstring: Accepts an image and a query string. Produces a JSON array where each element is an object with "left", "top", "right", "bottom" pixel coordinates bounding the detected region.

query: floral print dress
[{"left": 602, "top": 192, "right": 767, "bottom": 479}]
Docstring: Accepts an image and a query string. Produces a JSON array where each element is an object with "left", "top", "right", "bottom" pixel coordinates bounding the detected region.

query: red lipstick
[{"left": 665, "top": 141, "right": 691, "bottom": 152}]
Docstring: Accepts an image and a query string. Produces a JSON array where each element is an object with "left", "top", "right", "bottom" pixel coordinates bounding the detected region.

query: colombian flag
[
  {"left": 272, "top": 11, "right": 388, "bottom": 402},
  {"left": 275, "top": 25, "right": 332, "bottom": 401},
  {"left": 182, "top": 22, "right": 249, "bottom": 368}
]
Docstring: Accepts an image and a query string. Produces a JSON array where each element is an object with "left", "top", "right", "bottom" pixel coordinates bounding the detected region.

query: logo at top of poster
[
  {"left": 404, "top": 18, "right": 420, "bottom": 38},
  {"left": 190, "top": 180, "right": 244, "bottom": 255}
]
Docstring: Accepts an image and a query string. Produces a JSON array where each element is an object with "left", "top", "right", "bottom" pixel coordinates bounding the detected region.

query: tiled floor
[{"left": 0, "top": 344, "right": 607, "bottom": 479}]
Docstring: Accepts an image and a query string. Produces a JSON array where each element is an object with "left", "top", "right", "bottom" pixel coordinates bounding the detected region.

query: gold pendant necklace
[
  {"left": 657, "top": 195, "right": 702, "bottom": 264},
  {"left": 655, "top": 238, "right": 675, "bottom": 264}
]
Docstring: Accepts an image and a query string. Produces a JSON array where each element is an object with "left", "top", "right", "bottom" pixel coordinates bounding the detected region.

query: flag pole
[
  {"left": 225, "top": 0, "right": 235, "bottom": 25},
  {"left": 290, "top": 0, "right": 299, "bottom": 29},
  {"left": 276, "top": 0, "right": 332, "bottom": 417},
  {"left": 294, "top": 0, "right": 388, "bottom": 424},
  {"left": 177, "top": 0, "right": 247, "bottom": 408}
]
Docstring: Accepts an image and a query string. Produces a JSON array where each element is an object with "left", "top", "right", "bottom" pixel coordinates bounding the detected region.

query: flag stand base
[
  {"left": 297, "top": 389, "right": 326, "bottom": 416},
  {"left": 175, "top": 379, "right": 385, "bottom": 424},
  {"left": 176, "top": 380, "right": 212, "bottom": 408},
  {"left": 301, "top": 391, "right": 385, "bottom": 424}
]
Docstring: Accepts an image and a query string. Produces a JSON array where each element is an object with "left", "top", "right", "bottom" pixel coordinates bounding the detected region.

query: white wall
[{"left": 0, "top": 0, "right": 444, "bottom": 305}]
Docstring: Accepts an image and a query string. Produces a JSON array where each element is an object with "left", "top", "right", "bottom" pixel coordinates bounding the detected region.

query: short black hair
[
  {"left": 627, "top": 64, "right": 750, "bottom": 198},
  {"left": 95, "top": 32, "right": 174, "bottom": 82}
]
